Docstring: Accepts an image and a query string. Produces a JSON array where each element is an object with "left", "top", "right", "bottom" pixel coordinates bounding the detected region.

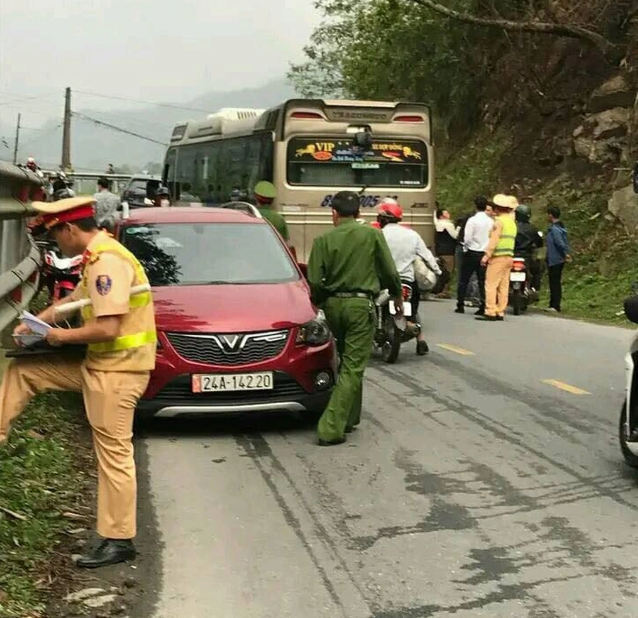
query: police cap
[
  {"left": 331, "top": 191, "right": 360, "bottom": 217},
  {"left": 254, "top": 180, "right": 277, "bottom": 200},
  {"left": 31, "top": 196, "right": 96, "bottom": 229}
]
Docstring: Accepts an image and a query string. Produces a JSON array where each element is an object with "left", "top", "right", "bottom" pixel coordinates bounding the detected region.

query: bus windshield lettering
[{"left": 286, "top": 136, "right": 428, "bottom": 188}]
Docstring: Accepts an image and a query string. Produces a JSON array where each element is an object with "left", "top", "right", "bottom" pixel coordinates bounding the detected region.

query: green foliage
[
  {"left": 289, "top": 0, "right": 544, "bottom": 131},
  {"left": 0, "top": 390, "right": 87, "bottom": 617}
]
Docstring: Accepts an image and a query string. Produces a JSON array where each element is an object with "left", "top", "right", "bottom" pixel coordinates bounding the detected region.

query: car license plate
[
  {"left": 510, "top": 272, "right": 526, "bottom": 282},
  {"left": 389, "top": 301, "right": 412, "bottom": 317},
  {"left": 192, "top": 372, "right": 274, "bottom": 393}
]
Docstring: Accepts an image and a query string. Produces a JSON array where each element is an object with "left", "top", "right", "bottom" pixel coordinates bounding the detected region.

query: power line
[
  {"left": 71, "top": 112, "right": 167, "bottom": 146},
  {"left": 74, "top": 89, "right": 210, "bottom": 114},
  {"left": 18, "top": 123, "right": 63, "bottom": 152}
]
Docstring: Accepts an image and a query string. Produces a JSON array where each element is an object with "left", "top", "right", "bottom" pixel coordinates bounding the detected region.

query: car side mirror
[{"left": 298, "top": 262, "right": 308, "bottom": 278}]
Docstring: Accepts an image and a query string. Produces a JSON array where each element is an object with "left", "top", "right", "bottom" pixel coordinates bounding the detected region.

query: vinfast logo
[{"left": 179, "top": 331, "right": 288, "bottom": 355}]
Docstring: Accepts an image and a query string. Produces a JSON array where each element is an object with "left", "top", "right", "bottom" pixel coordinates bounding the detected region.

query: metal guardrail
[{"left": 0, "top": 161, "right": 44, "bottom": 333}]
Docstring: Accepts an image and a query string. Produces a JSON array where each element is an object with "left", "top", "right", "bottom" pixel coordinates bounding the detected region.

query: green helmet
[
  {"left": 254, "top": 180, "right": 276, "bottom": 200},
  {"left": 515, "top": 204, "right": 531, "bottom": 223}
]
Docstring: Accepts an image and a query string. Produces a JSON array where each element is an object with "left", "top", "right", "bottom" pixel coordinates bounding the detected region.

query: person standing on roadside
[
  {"left": 307, "top": 191, "right": 402, "bottom": 447},
  {"left": 434, "top": 206, "right": 460, "bottom": 298},
  {"left": 546, "top": 206, "right": 571, "bottom": 312},
  {"left": 3, "top": 196, "right": 156, "bottom": 568},
  {"left": 476, "top": 194, "right": 519, "bottom": 322},
  {"left": 93, "top": 177, "right": 120, "bottom": 230},
  {"left": 456, "top": 196, "right": 492, "bottom": 315},
  {"left": 253, "top": 181, "right": 294, "bottom": 251}
]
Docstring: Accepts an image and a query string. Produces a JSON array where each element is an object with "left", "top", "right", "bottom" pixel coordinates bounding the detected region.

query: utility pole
[
  {"left": 12, "top": 113, "right": 21, "bottom": 165},
  {"left": 61, "top": 87, "right": 72, "bottom": 171}
]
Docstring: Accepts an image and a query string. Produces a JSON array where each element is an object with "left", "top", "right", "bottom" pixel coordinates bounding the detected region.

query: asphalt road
[{"left": 133, "top": 300, "right": 638, "bottom": 618}]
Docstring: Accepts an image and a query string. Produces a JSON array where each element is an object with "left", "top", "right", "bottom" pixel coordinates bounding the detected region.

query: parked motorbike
[
  {"left": 373, "top": 282, "right": 420, "bottom": 364},
  {"left": 37, "top": 239, "right": 83, "bottom": 303},
  {"left": 508, "top": 257, "right": 540, "bottom": 316}
]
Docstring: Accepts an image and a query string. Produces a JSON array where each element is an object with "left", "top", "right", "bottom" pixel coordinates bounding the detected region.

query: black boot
[{"left": 75, "top": 539, "right": 136, "bottom": 569}]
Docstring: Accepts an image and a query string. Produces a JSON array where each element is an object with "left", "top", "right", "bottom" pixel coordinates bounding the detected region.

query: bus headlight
[{"left": 296, "top": 310, "right": 331, "bottom": 346}]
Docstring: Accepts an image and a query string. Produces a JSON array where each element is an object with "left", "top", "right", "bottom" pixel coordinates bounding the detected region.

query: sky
[{"left": 0, "top": 0, "right": 319, "bottom": 136}]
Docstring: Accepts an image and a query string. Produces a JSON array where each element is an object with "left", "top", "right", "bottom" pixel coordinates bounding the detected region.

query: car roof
[{"left": 121, "top": 207, "right": 267, "bottom": 225}]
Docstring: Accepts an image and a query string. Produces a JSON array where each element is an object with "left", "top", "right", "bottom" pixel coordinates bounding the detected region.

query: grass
[
  {"left": 0, "top": 383, "right": 88, "bottom": 618},
  {"left": 438, "top": 135, "right": 638, "bottom": 326}
]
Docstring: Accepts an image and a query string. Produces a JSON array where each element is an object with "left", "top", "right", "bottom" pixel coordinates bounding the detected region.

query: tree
[{"left": 403, "top": 0, "right": 621, "bottom": 62}]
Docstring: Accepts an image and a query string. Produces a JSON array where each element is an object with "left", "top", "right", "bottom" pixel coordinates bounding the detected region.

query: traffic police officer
[
  {"left": 477, "top": 194, "right": 519, "bottom": 321},
  {"left": 307, "top": 191, "right": 403, "bottom": 446},
  {"left": 253, "top": 181, "right": 292, "bottom": 246},
  {"left": 2, "top": 196, "right": 156, "bottom": 568}
]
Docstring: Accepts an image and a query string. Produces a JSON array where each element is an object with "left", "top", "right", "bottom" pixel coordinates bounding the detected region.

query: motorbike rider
[
  {"left": 154, "top": 186, "right": 171, "bottom": 208},
  {"left": 376, "top": 198, "right": 441, "bottom": 356},
  {"left": 514, "top": 204, "right": 543, "bottom": 291}
]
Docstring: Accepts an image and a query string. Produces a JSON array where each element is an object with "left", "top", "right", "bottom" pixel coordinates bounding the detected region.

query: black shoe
[
  {"left": 345, "top": 426, "right": 355, "bottom": 434},
  {"left": 318, "top": 437, "right": 347, "bottom": 447},
  {"left": 416, "top": 340, "right": 429, "bottom": 356},
  {"left": 75, "top": 539, "right": 136, "bottom": 569},
  {"left": 495, "top": 316, "right": 504, "bottom": 321},
  {"left": 454, "top": 307, "right": 465, "bottom": 314},
  {"left": 474, "top": 308, "right": 485, "bottom": 316},
  {"left": 475, "top": 315, "right": 498, "bottom": 322}
]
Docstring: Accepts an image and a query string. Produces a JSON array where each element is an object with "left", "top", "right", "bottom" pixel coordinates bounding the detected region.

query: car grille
[
  {"left": 165, "top": 329, "right": 289, "bottom": 367},
  {"left": 154, "top": 373, "right": 307, "bottom": 404}
]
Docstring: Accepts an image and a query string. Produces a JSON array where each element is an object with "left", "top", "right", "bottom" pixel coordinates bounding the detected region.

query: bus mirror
[{"left": 633, "top": 162, "right": 638, "bottom": 194}]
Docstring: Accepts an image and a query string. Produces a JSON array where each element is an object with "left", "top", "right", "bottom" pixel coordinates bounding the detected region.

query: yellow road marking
[
  {"left": 542, "top": 379, "right": 590, "bottom": 396},
  {"left": 436, "top": 343, "right": 475, "bottom": 356}
]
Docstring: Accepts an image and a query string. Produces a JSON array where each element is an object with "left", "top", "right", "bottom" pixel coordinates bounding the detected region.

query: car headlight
[{"left": 296, "top": 310, "right": 331, "bottom": 346}]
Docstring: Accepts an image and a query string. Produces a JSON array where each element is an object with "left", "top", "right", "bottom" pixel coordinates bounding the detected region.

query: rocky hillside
[{"left": 291, "top": 0, "right": 638, "bottom": 322}]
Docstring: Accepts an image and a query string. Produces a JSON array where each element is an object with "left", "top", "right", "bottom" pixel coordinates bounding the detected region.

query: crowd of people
[{"left": 434, "top": 196, "right": 571, "bottom": 317}]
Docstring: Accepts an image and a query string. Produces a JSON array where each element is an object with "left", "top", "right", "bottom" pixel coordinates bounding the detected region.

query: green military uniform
[
  {"left": 259, "top": 206, "right": 290, "bottom": 241},
  {"left": 308, "top": 219, "right": 402, "bottom": 442}
]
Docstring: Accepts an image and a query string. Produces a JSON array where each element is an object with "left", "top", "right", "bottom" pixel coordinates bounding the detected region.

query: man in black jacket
[{"left": 514, "top": 204, "right": 543, "bottom": 291}]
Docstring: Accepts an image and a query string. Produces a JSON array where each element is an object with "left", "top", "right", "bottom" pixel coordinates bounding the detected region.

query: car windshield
[{"left": 121, "top": 222, "right": 299, "bottom": 286}]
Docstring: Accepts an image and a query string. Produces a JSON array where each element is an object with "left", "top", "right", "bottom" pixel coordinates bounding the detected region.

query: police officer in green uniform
[
  {"left": 307, "top": 191, "right": 403, "bottom": 446},
  {"left": 253, "top": 181, "right": 291, "bottom": 246}
]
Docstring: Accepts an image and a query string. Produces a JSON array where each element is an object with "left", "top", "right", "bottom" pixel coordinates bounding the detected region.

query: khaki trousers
[
  {"left": 0, "top": 356, "right": 149, "bottom": 539},
  {"left": 485, "top": 256, "right": 514, "bottom": 317}
]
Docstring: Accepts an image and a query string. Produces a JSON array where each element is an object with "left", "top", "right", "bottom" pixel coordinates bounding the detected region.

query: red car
[{"left": 116, "top": 207, "right": 336, "bottom": 419}]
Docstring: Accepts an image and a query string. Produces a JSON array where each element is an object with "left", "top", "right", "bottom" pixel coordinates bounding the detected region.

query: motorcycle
[
  {"left": 373, "top": 282, "right": 420, "bottom": 364},
  {"left": 508, "top": 257, "right": 539, "bottom": 316},
  {"left": 37, "top": 239, "right": 83, "bottom": 303}
]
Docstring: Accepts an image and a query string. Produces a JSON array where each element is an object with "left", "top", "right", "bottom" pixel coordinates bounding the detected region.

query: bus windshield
[{"left": 286, "top": 136, "right": 428, "bottom": 188}]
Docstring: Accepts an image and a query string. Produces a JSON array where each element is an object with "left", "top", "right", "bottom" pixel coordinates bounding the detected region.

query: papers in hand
[{"left": 21, "top": 311, "right": 51, "bottom": 336}]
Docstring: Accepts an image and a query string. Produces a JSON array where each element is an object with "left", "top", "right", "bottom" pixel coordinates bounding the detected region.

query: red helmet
[{"left": 377, "top": 198, "right": 403, "bottom": 221}]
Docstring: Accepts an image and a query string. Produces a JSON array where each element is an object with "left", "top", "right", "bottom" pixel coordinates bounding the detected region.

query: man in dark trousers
[
  {"left": 546, "top": 206, "right": 571, "bottom": 312},
  {"left": 456, "top": 196, "right": 492, "bottom": 315},
  {"left": 307, "top": 191, "right": 402, "bottom": 446}
]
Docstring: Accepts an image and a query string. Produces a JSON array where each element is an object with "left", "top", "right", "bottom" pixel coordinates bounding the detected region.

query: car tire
[{"left": 619, "top": 399, "right": 638, "bottom": 469}]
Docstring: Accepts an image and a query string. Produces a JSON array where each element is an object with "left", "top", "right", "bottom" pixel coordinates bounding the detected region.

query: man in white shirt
[
  {"left": 456, "top": 196, "right": 493, "bottom": 315},
  {"left": 377, "top": 199, "right": 441, "bottom": 356}
]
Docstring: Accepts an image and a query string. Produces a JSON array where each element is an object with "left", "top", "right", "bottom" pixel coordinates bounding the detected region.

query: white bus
[{"left": 163, "top": 99, "right": 435, "bottom": 261}]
